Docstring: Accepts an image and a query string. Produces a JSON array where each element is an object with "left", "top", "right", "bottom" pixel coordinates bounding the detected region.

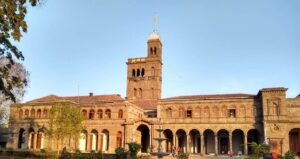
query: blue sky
[{"left": 19, "top": 0, "right": 300, "bottom": 102}]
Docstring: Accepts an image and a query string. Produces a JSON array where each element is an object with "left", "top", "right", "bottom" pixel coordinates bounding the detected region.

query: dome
[{"left": 148, "top": 31, "right": 161, "bottom": 41}]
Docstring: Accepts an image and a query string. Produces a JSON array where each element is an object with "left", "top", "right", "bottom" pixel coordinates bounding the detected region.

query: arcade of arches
[{"left": 162, "top": 129, "right": 259, "bottom": 155}]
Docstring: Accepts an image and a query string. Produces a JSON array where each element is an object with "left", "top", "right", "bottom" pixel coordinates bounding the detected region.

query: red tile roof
[
  {"left": 162, "top": 93, "right": 255, "bottom": 100},
  {"left": 27, "top": 94, "right": 124, "bottom": 104},
  {"left": 129, "top": 99, "right": 158, "bottom": 110}
]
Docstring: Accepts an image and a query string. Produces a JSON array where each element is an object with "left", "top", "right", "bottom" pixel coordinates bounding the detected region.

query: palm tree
[{"left": 249, "top": 142, "right": 270, "bottom": 159}]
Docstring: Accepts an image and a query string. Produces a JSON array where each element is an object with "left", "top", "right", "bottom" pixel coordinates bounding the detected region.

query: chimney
[{"left": 89, "top": 92, "right": 93, "bottom": 97}]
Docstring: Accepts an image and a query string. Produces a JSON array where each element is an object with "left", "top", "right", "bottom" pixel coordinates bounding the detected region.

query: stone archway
[
  {"left": 247, "top": 129, "right": 259, "bottom": 154},
  {"left": 163, "top": 129, "right": 173, "bottom": 152},
  {"left": 18, "top": 128, "right": 26, "bottom": 149},
  {"left": 232, "top": 129, "right": 244, "bottom": 155},
  {"left": 176, "top": 129, "right": 187, "bottom": 153},
  {"left": 218, "top": 129, "right": 229, "bottom": 155},
  {"left": 189, "top": 129, "right": 201, "bottom": 154},
  {"left": 137, "top": 124, "right": 150, "bottom": 153},
  {"left": 289, "top": 128, "right": 300, "bottom": 156},
  {"left": 204, "top": 129, "right": 215, "bottom": 154},
  {"left": 79, "top": 130, "right": 88, "bottom": 151}
]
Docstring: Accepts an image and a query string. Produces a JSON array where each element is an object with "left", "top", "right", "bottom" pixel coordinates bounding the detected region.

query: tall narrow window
[
  {"left": 89, "top": 109, "right": 95, "bottom": 119},
  {"left": 37, "top": 109, "right": 42, "bottom": 118},
  {"left": 97, "top": 109, "right": 103, "bottom": 119},
  {"left": 30, "top": 109, "right": 35, "bottom": 118},
  {"left": 118, "top": 109, "right": 123, "bottom": 119},
  {"left": 137, "top": 69, "right": 140, "bottom": 77},
  {"left": 25, "top": 109, "right": 29, "bottom": 118},
  {"left": 229, "top": 109, "right": 236, "bottom": 118},
  {"left": 132, "top": 69, "right": 136, "bottom": 77},
  {"left": 154, "top": 47, "right": 157, "bottom": 55},
  {"left": 43, "top": 109, "right": 48, "bottom": 118},
  {"left": 105, "top": 109, "right": 111, "bottom": 119},
  {"left": 141, "top": 68, "right": 145, "bottom": 77},
  {"left": 116, "top": 131, "right": 122, "bottom": 147},
  {"left": 186, "top": 109, "right": 192, "bottom": 118},
  {"left": 139, "top": 88, "right": 142, "bottom": 98},
  {"left": 150, "top": 48, "right": 153, "bottom": 55},
  {"left": 134, "top": 88, "right": 137, "bottom": 97},
  {"left": 272, "top": 102, "right": 279, "bottom": 115}
]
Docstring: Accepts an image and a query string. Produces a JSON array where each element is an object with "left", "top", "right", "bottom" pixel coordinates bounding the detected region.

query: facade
[{"left": 7, "top": 29, "right": 300, "bottom": 156}]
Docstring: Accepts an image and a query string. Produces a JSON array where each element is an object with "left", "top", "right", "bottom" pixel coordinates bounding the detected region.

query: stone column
[
  {"left": 174, "top": 135, "right": 177, "bottom": 148},
  {"left": 215, "top": 135, "right": 218, "bottom": 155},
  {"left": 186, "top": 135, "right": 190, "bottom": 153},
  {"left": 244, "top": 134, "right": 248, "bottom": 155},
  {"left": 229, "top": 133, "right": 233, "bottom": 153},
  {"left": 201, "top": 134, "right": 205, "bottom": 155},
  {"left": 33, "top": 133, "right": 37, "bottom": 150}
]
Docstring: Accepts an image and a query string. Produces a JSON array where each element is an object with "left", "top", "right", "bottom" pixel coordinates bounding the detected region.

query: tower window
[
  {"left": 139, "top": 88, "right": 142, "bottom": 98},
  {"left": 154, "top": 47, "right": 157, "bottom": 55},
  {"left": 137, "top": 69, "right": 140, "bottom": 77},
  {"left": 132, "top": 69, "right": 136, "bottom": 77},
  {"left": 150, "top": 48, "right": 153, "bottom": 55},
  {"left": 134, "top": 88, "right": 137, "bottom": 97},
  {"left": 141, "top": 68, "right": 145, "bottom": 77}
]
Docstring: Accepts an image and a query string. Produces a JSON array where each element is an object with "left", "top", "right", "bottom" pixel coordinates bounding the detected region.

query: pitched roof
[
  {"left": 27, "top": 94, "right": 124, "bottom": 104},
  {"left": 129, "top": 99, "right": 158, "bottom": 110},
  {"left": 260, "top": 87, "right": 288, "bottom": 92},
  {"left": 162, "top": 93, "right": 255, "bottom": 101}
]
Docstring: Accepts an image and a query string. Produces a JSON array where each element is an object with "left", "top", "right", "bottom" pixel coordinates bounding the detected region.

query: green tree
[
  {"left": 46, "top": 102, "right": 84, "bottom": 155},
  {"left": 249, "top": 142, "right": 270, "bottom": 159},
  {"left": 0, "top": 0, "right": 40, "bottom": 102}
]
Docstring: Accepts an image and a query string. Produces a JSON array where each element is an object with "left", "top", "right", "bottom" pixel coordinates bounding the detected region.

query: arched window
[
  {"left": 132, "top": 69, "right": 135, "bottom": 77},
  {"left": 139, "top": 88, "right": 142, "bottom": 98},
  {"left": 137, "top": 69, "right": 140, "bottom": 77},
  {"left": 134, "top": 88, "right": 137, "bottom": 97},
  {"left": 150, "top": 48, "right": 153, "bottom": 55},
  {"left": 25, "top": 109, "right": 29, "bottom": 118},
  {"left": 116, "top": 131, "right": 122, "bottom": 147},
  {"left": 19, "top": 109, "right": 23, "bottom": 119},
  {"left": 37, "top": 109, "right": 42, "bottom": 118},
  {"left": 105, "top": 109, "right": 111, "bottom": 119},
  {"left": 30, "top": 109, "right": 35, "bottom": 118},
  {"left": 272, "top": 102, "right": 279, "bottom": 115},
  {"left": 151, "top": 67, "right": 155, "bottom": 76},
  {"left": 97, "top": 109, "right": 103, "bottom": 119},
  {"left": 43, "top": 109, "right": 48, "bottom": 118},
  {"left": 154, "top": 47, "right": 157, "bottom": 55},
  {"left": 141, "top": 68, "right": 145, "bottom": 77},
  {"left": 82, "top": 109, "right": 87, "bottom": 119},
  {"left": 118, "top": 109, "right": 123, "bottom": 119},
  {"left": 89, "top": 109, "right": 95, "bottom": 119}
]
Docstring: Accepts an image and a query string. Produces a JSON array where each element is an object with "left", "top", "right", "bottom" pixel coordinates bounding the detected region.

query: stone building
[{"left": 7, "top": 28, "right": 300, "bottom": 156}]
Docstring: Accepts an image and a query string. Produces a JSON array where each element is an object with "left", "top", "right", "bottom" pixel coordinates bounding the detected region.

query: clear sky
[{"left": 19, "top": 0, "right": 300, "bottom": 102}]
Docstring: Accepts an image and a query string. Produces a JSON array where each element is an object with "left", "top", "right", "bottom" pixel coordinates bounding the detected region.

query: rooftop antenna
[{"left": 153, "top": 14, "right": 158, "bottom": 33}]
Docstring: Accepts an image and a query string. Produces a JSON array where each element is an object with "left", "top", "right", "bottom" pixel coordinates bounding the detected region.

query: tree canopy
[
  {"left": 47, "top": 103, "right": 85, "bottom": 151},
  {"left": 0, "top": 0, "right": 39, "bottom": 102}
]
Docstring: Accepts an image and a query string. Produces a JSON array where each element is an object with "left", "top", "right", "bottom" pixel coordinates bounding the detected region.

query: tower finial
[{"left": 153, "top": 14, "right": 158, "bottom": 33}]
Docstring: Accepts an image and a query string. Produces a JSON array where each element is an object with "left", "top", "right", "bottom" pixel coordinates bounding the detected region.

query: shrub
[
  {"left": 5, "top": 147, "right": 14, "bottom": 155},
  {"left": 40, "top": 148, "right": 46, "bottom": 153},
  {"left": 285, "top": 150, "right": 295, "bottom": 159},
  {"left": 16, "top": 150, "right": 31, "bottom": 157},
  {"left": 115, "top": 147, "right": 126, "bottom": 154},
  {"left": 127, "top": 142, "right": 141, "bottom": 158}
]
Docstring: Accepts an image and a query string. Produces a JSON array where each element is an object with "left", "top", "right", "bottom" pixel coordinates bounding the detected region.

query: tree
[
  {"left": 0, "top": 0, "right": 40, "bottom": 103},
  {"left": 249, "top": 142, "right": 270, "bottom": 159},
  {"left": 46, "top": 102, "right": 84, "bottom": 154},
  {"left": 0, "top": 56, "right": 29, "bottom": 125}
]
